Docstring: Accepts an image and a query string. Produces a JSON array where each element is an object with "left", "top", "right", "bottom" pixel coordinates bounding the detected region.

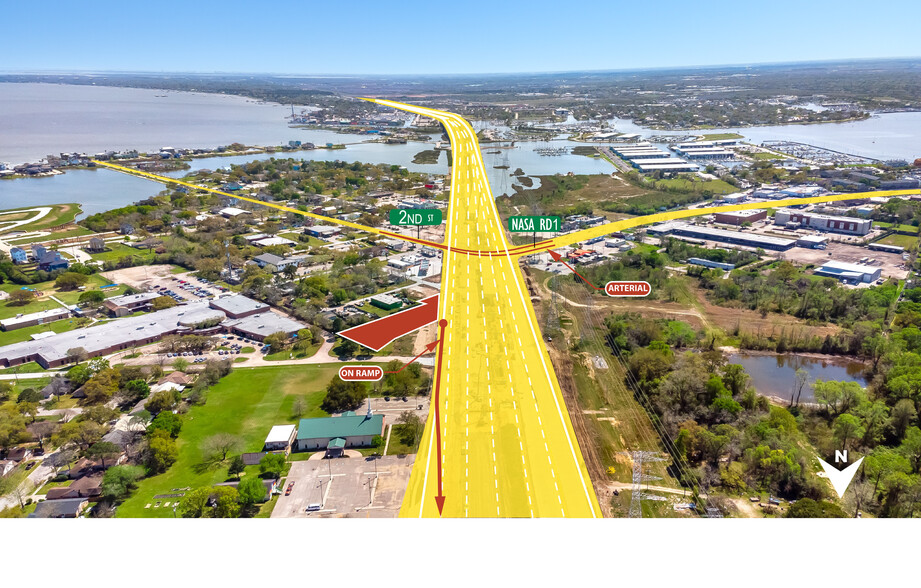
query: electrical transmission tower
[{"left": 625, "top": 451, "right": 666, "bottom": 518}]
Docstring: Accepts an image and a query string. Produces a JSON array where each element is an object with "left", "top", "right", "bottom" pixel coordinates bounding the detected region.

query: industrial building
[
  {"left": 672, "top": 145, "right": 734, "bottom": 160},
  {"left": 868, "top": 243, "right": 905, "bottom": 254},
  {"left": 304, "top": 225, "right": 342, "bottom": 239},
  {"left": 796, "top": 235, "right": 829, "bottom": 249},
  {"left": 815, "top": 261, "right": 882, "bottom": 283},
  {"left": 713, "top": 209, "right": 767, "bottom": 226},
  {"left": 295, "top": 413, "right": 386, "bottom": 453},
  {"left": 773, "top": 209, "right": 872, "bottom": 236},
  {"left": 650, "top": 222, "right": 795, "bottom": 251},
  {"left": 370, "top": 294, "right": 402, "bottom": 311},
  {"left": 688, "top": 258, "right": 735, "bottom": 271},
  {"left": 0, "top": 307, "right": 72, "bottom": 332}
]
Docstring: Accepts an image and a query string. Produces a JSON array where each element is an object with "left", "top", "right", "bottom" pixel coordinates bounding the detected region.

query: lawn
[
  {"left": 647, "top": 177, "right": 737, "bottom": 195},
  {"left": 264, "top": 342, "right": 321, "bottom": 361},
  {"left": 0, "top": 273, "right": 128, "bottom": 317},
  {"left": 89, "top": 243, "right": 155, "bottom": 263},
  {"left": 700, "top": 133, "right": 744, "bottom": 141},
  {"left": 0, "top": 317, "right": 83, "bottom": 347},
  {"left": 0, "top": 361, "right": 46, "bottom": 374},
  {"left": 878, "top": 233, "right": 918, "bottom": 248},
  {"left": 386, "top": 424, "right": 420, "bottom": 455},
  {"left": 116, "top": 364, "right": 340, "bottom": 518}
]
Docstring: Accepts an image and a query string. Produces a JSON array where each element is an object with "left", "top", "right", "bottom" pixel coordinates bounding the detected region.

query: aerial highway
[{"left": 93, "top": 107, "right": 921, "bottom": 519}]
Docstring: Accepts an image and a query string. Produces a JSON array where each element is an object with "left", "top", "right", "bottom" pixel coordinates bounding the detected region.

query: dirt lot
[
  {"left": 782, "top": 241, "right": 910, "bottom": 280},
  {"left": 272, "top": 454, "right": 415, "bottom": 518}
]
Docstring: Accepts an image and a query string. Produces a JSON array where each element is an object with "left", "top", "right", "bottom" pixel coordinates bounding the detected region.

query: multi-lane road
[{"left": 93, "top": 101, "right": 921, "bottom": 519}]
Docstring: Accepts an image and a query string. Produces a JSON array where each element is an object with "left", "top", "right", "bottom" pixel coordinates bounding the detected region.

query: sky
[{"left": 3, "top": 0, "right": 920, "bottom": 75}]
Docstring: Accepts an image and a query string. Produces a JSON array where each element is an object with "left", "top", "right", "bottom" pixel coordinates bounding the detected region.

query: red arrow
[
  {"left": 383, "top": 339, "right": 439, "bottom": 374},
  {"left": 338, "top": 295, "right": 439, "bottom": 352},
  {"left": 432, "top": 318, "right": 448, "bottom": 515},
  {"left": 547, "top": 249, "right": 602, "bottom": 291}
]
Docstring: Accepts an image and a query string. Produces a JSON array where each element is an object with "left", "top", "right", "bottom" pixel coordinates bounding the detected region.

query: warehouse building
[
  {"left": 0, "top": 307, "right": 72, "bottom": 332},
  {"left": 295, "top": 413, "right": 386, "bottom": 454},
  {"left": 796, "top": 235, "right": 829, "bottom": 249},
  {"left": 688, "top": 257, "right": 735, "bottom": 271},
  {"left": 815, "top": 260, "right": 882, "bottom": 284},
  {"left": 264, "top": 424, "right": 297, "bottom": 452},
  {"left": 636, "top": 162, "right": 699, "bottom": 173},
  {"left": 649, "top": 222, "right": 795, "bottom": 251},
  {"left": 713, "top": 209, "right": 767, "bottom": 226},
  {"left": 773, "top": 209, "right": 872, "bottom": 235},
  {"left": 304, "top": 225, "right": 342, "bottom": 239}
]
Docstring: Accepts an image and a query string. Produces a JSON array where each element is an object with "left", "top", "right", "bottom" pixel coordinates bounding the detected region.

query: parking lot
[
  {"left": 782, "top": 241, "right": 910, "bottom": 280},
  {"left": 272, "top": 454, "right": 416, "bottom": 518}
]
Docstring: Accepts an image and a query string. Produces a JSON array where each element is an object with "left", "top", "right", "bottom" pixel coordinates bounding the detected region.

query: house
[
  {"left": 38, "top": 252, "right": 68, "bottom": 272},
  {"left": 264, "top": 424, "right": 297, "bottom": 452},
  {"left": 7, "top": 447, "right": 33, "bottom": 462},
  {"left": 157, "top": 372, "right": 193, "bottom": 387},
  {"left": 31, "top": 498, "right": 88, "bottom": 518},
  {"left": 9, "top": 247, "right": 27, "bottom": 264},
  {"left": 32, "top": 244, "right": 47, "bottom": 259},
  {"left": 86, "top": 237, "right": 106, "bottom": 253},
  {"left": 295, "top": 413, "right": 385, "bottom": 452},
  {"left": 45, "top": 474, "right": 103, "bottom": 500},
  {"left": 68, "top": 456, "right": 119, "bottom": 479}
]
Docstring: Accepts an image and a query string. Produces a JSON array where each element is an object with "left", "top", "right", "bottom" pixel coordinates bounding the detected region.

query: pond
[{"left": 725, "top": 352, "right": 869, "bottom": 403}]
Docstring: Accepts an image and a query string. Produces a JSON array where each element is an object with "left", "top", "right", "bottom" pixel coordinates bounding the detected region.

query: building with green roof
[{"left": 296, "top": 414, "right": 385, "bottom": 452}]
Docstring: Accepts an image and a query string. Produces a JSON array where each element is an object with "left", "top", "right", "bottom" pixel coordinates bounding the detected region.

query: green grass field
[
  {"left": 0, "top": 318, "right": 82, "bottom": 348},
  {"left": 89, "top": 243, "right": 155, "bottom": 263},
  {"left": 648, "top": 177, "right": 737, "bottom": 194},
  {"left": 878, "top": 233, "right": 918, "bottom": 248},
  {"left": 700, "top": 133, "right": 744, "bottom": 141},
  {"left": 6, "top": 227, "right": 95, "bottom": 245},
  {"left": 116, "top": 365, "right": 341, "bottom": 518},
  {"left": 264, "top": 342, "right": 321, "bottom": 361}
]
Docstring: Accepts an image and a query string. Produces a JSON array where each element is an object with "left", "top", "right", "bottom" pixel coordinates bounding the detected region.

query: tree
[
  {"left": 291, "top": 398, "right": 307, "bottom": 419},
  {"left": 814, "top": 380, "right": 866, "bottom": 418},
  {"left": 397, "top": 410, "right": 423, "bottom": 448},
  {"left": 210, "top": 486, "right": 241, "bottom": 518},
  {"left": 178, "top": 487, "right": 210, "bottom": 518},
  {"left": 83, "top": 405, "right": 118, "bottom": 424},
  {"left": 146, "top": 389, "right": 179, "bottom": 415},
  {"left": 17, "top": 401, "right": 39, "bottom": 423},
  {"left": 834, "top": 413, "right": 865, "bottom": 451},
  {"left": 790, "top": 368, "right": 810, "bottom": 408},
  {"left": 124, "top": 379, "right": 150, "bottom": 402},
  {"left": 202, "top": 433, "right": 243, "bottom": 462},
  {"left": 78, "top": 290, "right": 106, "bottom": 306},
  {"left": 148, "top": 411, "right": 182, "bottom": 438},
  {"left": 146, "top": 429, "right": 178, "bottom": 473},
  {"left": 259, "top": 453, "right": 286, "bottom": 478},
  {"left": 101, "top": 465, "right": 145, "bottom": 499},
  {"left": 151, "top": 295, "right": 178, "bottom": 311},
  {"left": 890, "top": 399, "right": 917, "bottom": 441},
  {"left": 87, "top": 441, "right": 122, "bottom": 468},
  {"left": 67, "top": 362, "right": 91, "bottom": 385},
  {"left": 237, "top": 475, "right": 266, "bottom": 506},
  {"left": 228, "top": 455, "right": 245, "bottom": 479},
  {"left": 321, "top": 378, "right": 367, "bottom": 413},
  {"left": 54, "top": 272, "right": 89, "bottom": 290},
  {"left": 172, "top": 358, "right": 189, "bottom": 372},
  {"left": 7, "top": 289, "right": 35, "bottom": 306},
  {"left": 54, "top": 419, "right": 105, "bottom": 450},
  {"left": 264, "top": 331, "right": 289, "bottom": 354},
  {"left": 721, "top": 363, "right": 749, "bottom": 397},
  {"left": 17, "top": 388, "right": 42, "bottom": 403}
]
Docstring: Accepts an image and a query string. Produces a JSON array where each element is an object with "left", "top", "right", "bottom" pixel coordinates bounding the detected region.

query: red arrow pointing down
[
  {"left": 338, "top": 294, "right": 439, "bottom": 352},
  {"left": 433, "top": 318, "right": 448, "bottom": 515}
]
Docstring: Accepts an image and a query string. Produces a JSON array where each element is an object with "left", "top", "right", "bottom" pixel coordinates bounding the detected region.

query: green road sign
[
  {"left": 508, "top": 215, "right": 562, "bottom": 233},
  {"left": 389, "top": 208, "right": 443, "bottom": 226}
]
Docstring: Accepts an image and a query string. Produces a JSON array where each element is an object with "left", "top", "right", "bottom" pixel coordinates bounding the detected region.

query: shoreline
[{"left": 719, "top": 346, "right": 871, "bottom": 366}]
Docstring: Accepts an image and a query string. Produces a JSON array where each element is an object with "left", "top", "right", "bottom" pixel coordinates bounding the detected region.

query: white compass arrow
[{"left": 817, "top": 456, "right": 864, "bottom": 498}]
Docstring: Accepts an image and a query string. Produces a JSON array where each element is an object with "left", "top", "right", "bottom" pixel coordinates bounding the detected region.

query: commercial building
[
  {"left": 103, "top": 292, "right": 161, "bottom": 317},
  {"left": 295, "top": 413, "right": 386, "bottom": 452},
  {"left": 815, "top": 260, "right": 882, "bottom": 283},
  {"left": 219, "top": 207, "right": 250, "bottom": 218},
  {"left": 254, "top": 253, "right": 285, "bottom": 270},
  {"left": 264, "top": 425, "right": 297, "bottom": 452},
  {"left": 209, "top": 295, "right": 268, "bottom": 319},
  {"left": 880, "top": 179, "right": 920, "bottom": 190},
  {"left": 650, "top": 222, "right": 795, "bottom": 251},
  {"left": 713, "top": 209, "right": 767, "bottom": 226},
  {"left": 304, "top": 225, "right": 341, "bottom": 239},
  {"left": 0, "top": 307, "right": 72, "bottom": 331},
  {"left": 636, "top": 162, "right": 698, "bottom": 173},
  {"left": 868, "top": 243, "right": 905, "bottom": 254},
  {"left": 0, "top": 303, "right": 225, "bottom": 369},
  {"left": 773, "top": 209, "right": 872, "bottom": 236},
  {"left": 630, "top": 157, "right": 689, "bottom": 167},
  {"left": 370, "top": 294, "right": 402, "bottom": 311}
]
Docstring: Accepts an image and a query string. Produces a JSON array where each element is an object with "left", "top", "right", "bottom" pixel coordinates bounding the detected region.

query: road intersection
[{"left": 93, "top": 102, "right": 920, "bottom": 518}]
